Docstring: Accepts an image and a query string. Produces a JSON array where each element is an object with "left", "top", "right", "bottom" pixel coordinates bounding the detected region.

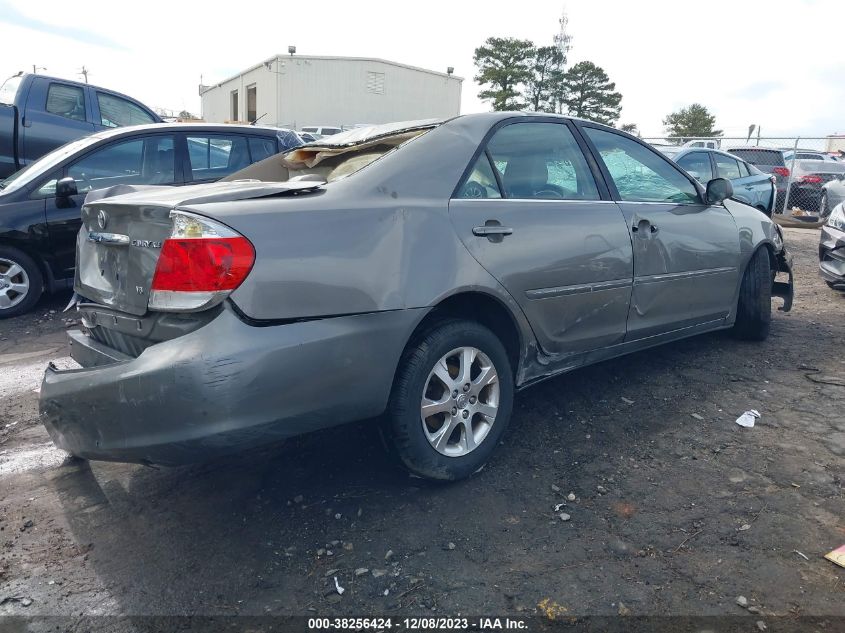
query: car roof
[
  {"left": 728, "top": 146, "right": 784, "bottom": 153},
  {"left": 85, "top": 122, "right": 290, "bottom": 141},
  {"left": 669, "top": 147, "right": 752, "bottom": 162}
]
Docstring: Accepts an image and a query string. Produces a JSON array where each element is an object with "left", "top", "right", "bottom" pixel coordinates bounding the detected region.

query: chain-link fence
[{"left": 640, "top": 136, "right": 845, "bottom": 216}]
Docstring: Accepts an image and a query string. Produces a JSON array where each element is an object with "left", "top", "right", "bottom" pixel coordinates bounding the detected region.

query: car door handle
[
  {"left": 631, "top": 220, "right": 658, "bottom": 234},
  {"left": 473, "top": 225, "right": 513, "bottom": 237}
]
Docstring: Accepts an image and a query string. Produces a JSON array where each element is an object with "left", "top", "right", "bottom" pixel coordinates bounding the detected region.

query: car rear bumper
[
  {"left": 819, "top": 224, "right": 845, "bottom": 287},
  {"left": 39, "top": 305, "right": 425, "bottom": 465}
]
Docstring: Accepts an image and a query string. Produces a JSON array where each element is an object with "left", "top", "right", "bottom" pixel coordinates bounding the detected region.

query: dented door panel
[{"left": 617, "top": 201, "right": 741, "bottom": 340}]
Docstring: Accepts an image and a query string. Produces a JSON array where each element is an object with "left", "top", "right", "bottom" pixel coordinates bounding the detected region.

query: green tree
[
  {"left": 662, "top": 104, "right": 722, "bottom": 141},
  {"left": 619, "top": 122, "right": 639, "bottom": 135},
  {"left": 473, "top": 37, "right": 535, "bottom": 111},
  {"left": 555, "top": 61, "right": 622, "bottom": 125},
  {"left": 523, "top": 45, "right": 566, "bottom": 112}
]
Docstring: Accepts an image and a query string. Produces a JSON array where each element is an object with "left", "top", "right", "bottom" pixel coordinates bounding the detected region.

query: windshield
[
  {"left": 0, "top": 76, "right": 22, "bottom": 105},
  {"left": 0, "top": 135, "right": 99, "bottom": 194}
]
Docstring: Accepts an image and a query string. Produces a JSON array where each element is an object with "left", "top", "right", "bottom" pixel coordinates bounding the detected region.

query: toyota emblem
[{"left": 97, "top": 210, "right": 108, "bottom": 230}]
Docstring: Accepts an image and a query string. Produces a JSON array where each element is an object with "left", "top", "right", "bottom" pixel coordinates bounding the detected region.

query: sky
[{"left": 1, "top": 0, "right": 843, "bottom": 137}]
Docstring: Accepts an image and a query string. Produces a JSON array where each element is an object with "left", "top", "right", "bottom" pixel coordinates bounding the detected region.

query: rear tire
[
  {"left": 384, "top": 319, "right": 514, "bottom": 481},
  {"left": 733, "top": 248, "right": 772, "bottom": 341},
  {"left": 0, "top": 246, "right": 43, "bottom": 319}
]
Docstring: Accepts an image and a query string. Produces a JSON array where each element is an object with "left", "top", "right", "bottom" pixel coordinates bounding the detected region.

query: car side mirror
[
  {"left": 705, "top": 177, "right": 733, "bottom": 205},
  {"left": 56, "top": 177, "right": 78, "bottom": 198}
]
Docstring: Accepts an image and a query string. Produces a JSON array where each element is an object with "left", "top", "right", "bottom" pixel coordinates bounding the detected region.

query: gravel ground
[{"left": 0, "top": 228, "right": 842, "bottom": 627}]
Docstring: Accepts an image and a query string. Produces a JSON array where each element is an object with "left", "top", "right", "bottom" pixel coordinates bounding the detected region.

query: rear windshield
[
  {"left": 0, "top": 76, "right": 22, "bottom": 105},
  {"left": 729, "top": 149, "right": 784, "bottom": 166}
]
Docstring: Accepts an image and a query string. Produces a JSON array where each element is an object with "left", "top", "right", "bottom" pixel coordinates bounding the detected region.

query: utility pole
[{"left": 79, "top": 66, "right": 89, "bottom": 83}]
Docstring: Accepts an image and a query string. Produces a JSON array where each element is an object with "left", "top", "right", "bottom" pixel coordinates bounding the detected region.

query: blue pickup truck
[{"left": 0, "top": 73, "right": 161, "bottom": 178}]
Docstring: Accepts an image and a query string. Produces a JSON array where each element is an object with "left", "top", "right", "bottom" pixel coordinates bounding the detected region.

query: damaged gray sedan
[{"left": 39, "top": 113, "right": 794, "bottom": 481}]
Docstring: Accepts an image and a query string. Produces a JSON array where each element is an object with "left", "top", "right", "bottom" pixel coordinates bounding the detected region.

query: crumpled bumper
[
  {"left": 819, "top": 224, "right": 845, "bottom": 288},
  {"left": 39, "top": 306, "right": 424, "bottom": 465}
]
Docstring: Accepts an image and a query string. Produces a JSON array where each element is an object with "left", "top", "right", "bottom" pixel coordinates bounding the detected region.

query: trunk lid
[{"left": 75, "top": 180, "right": 323, "bottom": 315}]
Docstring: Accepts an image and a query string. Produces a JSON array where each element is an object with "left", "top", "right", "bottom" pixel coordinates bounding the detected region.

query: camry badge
[
  {"left": 97, "top": 210, "right": 108, "bottom": 230},
  {"left": 131, "top": 239, "right": 162, "bottom": 249}
]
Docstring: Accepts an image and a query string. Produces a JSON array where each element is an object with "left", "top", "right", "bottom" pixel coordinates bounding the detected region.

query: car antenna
[{"left": 251, "top": 113, "right": 267, "bottom": 126}]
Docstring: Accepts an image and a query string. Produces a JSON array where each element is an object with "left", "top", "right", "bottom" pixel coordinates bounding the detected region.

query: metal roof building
[{"left": 199, "top": 54, "right": 463, "bottom": 131}]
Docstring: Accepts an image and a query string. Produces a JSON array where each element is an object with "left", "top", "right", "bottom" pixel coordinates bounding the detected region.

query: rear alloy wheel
[
  {"left": 733, "top": 248, "right": 772, "bottom": 341},
  {"left": 0, "top": 247, "right": 43, "bottom": 319},
  {"left": 385, "top": 319, "right": 514, "bottom": 481}
]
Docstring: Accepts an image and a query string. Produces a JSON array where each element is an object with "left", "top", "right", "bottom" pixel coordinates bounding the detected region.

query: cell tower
[{"left": 554, "top": 8, "right": 573, "bottom": 59}]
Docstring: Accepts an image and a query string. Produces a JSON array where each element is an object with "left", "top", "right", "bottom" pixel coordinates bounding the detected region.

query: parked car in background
[
  {"left": 39, "top": 113, "right": 792, "bottom": 481},
  {"left": 783, "top": 149, "right": 839, "bottom": 163},
  {"left": 683, "top": 139, "right": 720, "bottom": 149},
  {"left": 298, "top": 131, "right": 318, "bottom": 143},
  {"left": 0, "top": 73, "right": 161, "bottom": 178},
  {"left": 661, "top": 147, "right": 775, "bottom": 215},
  {"left": 0, "top": 123, "right": 300, "bottom": 317},
  {"left": 300, "top": 125, "right": 342, "bottom": 139},
  {"left": 821, "top": 173, "right": 845, "bottom": 218},
  {"left": 819, "top": 202, "right": 845, "bottom": 290},
  {"left": 728, "top": 147, "right": 790, "bottom": 212},
  {"left": 787, "top": 160, "right": 845, "bottom": 212}
]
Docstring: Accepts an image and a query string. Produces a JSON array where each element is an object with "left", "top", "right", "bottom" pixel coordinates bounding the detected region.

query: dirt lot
[{"left": 0, "top": 228, "right": 843, "bottom": 627}]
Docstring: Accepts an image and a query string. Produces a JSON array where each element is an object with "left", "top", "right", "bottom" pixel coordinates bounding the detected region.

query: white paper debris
[
  {"left": 735, "top": 410, "right": 760, "bottom": 428},
  {"left": 333, "top": 576, "right": 345, "bottom": 595}
]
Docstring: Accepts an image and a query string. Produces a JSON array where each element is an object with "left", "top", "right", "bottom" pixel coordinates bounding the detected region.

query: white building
[{"left": 200, "top": 54, "right": 463, "bottom": 130}]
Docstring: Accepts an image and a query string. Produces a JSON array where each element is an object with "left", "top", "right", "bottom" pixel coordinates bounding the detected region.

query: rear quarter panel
[{"left": 191, "top": 119, "right": 526, "bottom": 322}]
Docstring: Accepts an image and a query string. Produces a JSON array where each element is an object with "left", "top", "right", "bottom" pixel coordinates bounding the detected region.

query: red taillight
[
  {"left": 148, "top": 211, "right": 255, "bottom": 312},
  {"left": 772, "top": 167, "right": 790, "bottom": 178},
  {"left": 151, "top": 237, "right": 254, "bottom": 292},
  {"left": 799, "top": 175, "right": 823, "bottom": 184}
]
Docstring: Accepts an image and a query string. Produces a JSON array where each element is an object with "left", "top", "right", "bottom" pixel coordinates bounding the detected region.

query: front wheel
[
  {"left": 0, "top": 246, "right": 43, "bottom": 319},
  {"left": 384, "top": 319, "right": 514, "bottom": 481},
  {"left": 733, "top": 248, "right": 772, "bottom": 341}
]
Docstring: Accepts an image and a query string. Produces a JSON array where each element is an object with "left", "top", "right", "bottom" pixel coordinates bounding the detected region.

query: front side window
[
  {"left": 187, "top": 134, "right": 250, "bottom": 181},
  {"left": 585, "top": 128, "right": 699, "bottom": 204},
  {"left": 68, "top": 135, "right": 175, "bottom": 192},
  {"left": 714, "top": 154, "right": 742, "bottom": 180},
  {"left": 460, "top": 122, "right": 599, "bottom": 201},
  {"left": 46, "top": 84, "right": 86, "bottom": 122},
  {"left": 97, "top": 93, "right": 156, "bottom": 127},
  {"left": 676, "top": 152, "right": 713, "bottom": 183}
]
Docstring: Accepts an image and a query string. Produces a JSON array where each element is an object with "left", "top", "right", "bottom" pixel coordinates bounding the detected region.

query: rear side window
[
  {"left": 585, "top": 127, "right": 699, "bottom": 204},
  {"left": 729, "top": 149, "right": 784, "bottom": 167},
  {"left": 676, "top": 152, "right": 713, "bottom": 183},
  {"left": 738, "top": 161, "right": 751, "bottom": 177},
  {"left": 455, "top": 152, "right": 502, "bottom": 199},
  {"left": 187, "top": 134, "right": 250, "bottom": 181},
  {"left": 46, "top": 84, "right": 86, "bottom": 122},
  {"left": 248, "top": 137, "right": 278, "bottom": 162},
  {"left": 458, "top": 122, "right": 599, "bottom": 200},
  {"left": 714, "top": 154, "right": 742, "bottom": 179},
  {"left": 97, "top": 92, "right": 156, "bottom": 128}
]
